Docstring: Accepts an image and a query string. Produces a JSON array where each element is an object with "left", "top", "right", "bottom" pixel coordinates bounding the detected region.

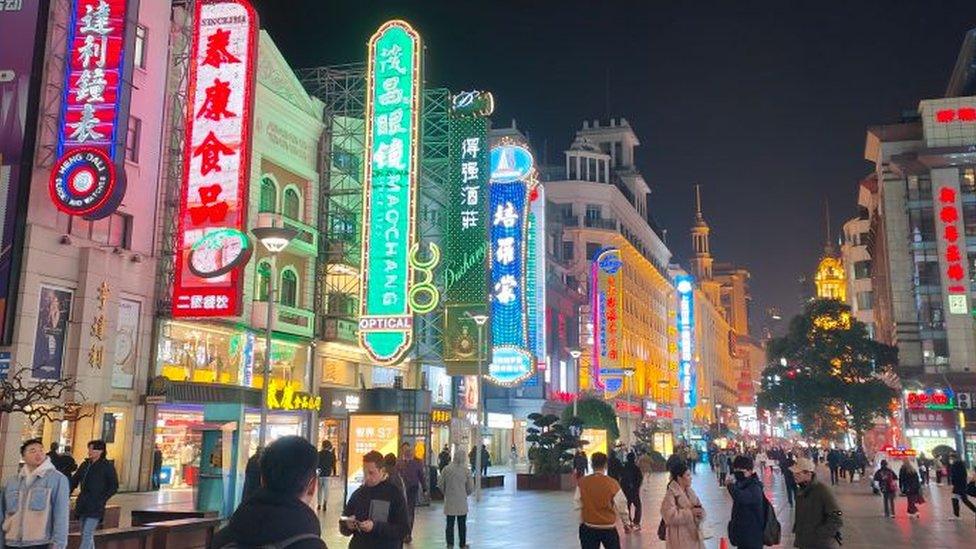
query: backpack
[
  {"left": 762, "top": 496, "right": 781, "bottom": 546},
  {"left": 218, "top": 533, "right": 323, "bottom": 549}
]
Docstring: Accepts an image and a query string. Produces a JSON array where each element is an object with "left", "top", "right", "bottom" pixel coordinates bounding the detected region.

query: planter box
[{"left": 517, "top": 473, "right": 572, "bottom": 491}]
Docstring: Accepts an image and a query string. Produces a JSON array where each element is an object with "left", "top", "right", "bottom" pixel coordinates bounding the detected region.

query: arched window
[
  {"left": 283, "top": 186, "right": 301, "bottom": 220},
  {"left": 280, "top": 267, "right": 298, "bottom": 307},
  {"left": 255, "top": 261, "right": 272, "bottom": 301},
  {"left": 259, "top": 176, "right": 277, "bottom": 213}
]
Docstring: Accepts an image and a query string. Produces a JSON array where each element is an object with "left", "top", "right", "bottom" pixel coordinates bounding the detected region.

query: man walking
[
  {"left": 619, "top": 452, "right": 642, "bottom": 531},
  {"left": 316, "top": 441, "right": 334, "bottom": 512},
  {"left": 950, "top": 453, "right": 976, "bottom": 522},
  {"left": 727, "top": 455, "right": 765, "bottom": 549},
  {"left": 341, "top": 450, "right": 409, "bottom": 549},
  {"left": 873, "top": 460, "right": 898, "bottom": 518},
  {"left": 792, "top": 457, "right": 843, "bottom": 548},
  {"left": 781, "top": 454, "right": 798, "bottom": 506},
  {"left": 575, "top": 452, "right": 632, "bottom": 549},
  {"left": 827, "top": 449, "right": 840, "bottom": 486},
  {"left": 0, "top": 439, "right": 70, "bottom": 549},
  {"left": 397, "top": 441, "right": 426, "bottom": 544}
]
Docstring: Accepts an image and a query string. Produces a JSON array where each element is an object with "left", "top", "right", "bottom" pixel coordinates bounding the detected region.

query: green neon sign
[{"left": 358, "top": 20, "right": 422, "bottom": 365}]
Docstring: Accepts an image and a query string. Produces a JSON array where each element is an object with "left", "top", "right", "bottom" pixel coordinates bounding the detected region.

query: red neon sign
[
  {"left": 172, "top": 0, "right": 258, "bottom": 317},
  {"left": 935, "top": 108, "right": 976, "bottom": 124},
  {"left": 937, "top": 187, "right": 967, "bottom": 294},
  {"left": 614, "top": 400, "right": 641, "bottom": 414}
]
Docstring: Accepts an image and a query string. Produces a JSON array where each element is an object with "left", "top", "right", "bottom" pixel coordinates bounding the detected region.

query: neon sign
[
  {"left": 905, "top": 388, "right": 955, "bottom": 410},
  {"left": 358, "top": 20, "right": 423, "bottom": 365},
  {"left": 935, "top": 108, "right": 976, "bottom": 123},
  {"left": 172, "top": 0, "right": 258, "bottom": 318},
  {"left": 487, "top": 142, "right": 535, "bottom": 386},
  {"left": 49, "top": 0, "right": 135, "bottom": 220},
  {"left": 935, "top": 186, "right": 969, "bottom": 314},
  {"left": 676, "top": 275, "right": 697, "bottom": 407},
  {"left": 187, "top": 228, "right": 252, "bottom": 278},
  {"left": 591, "top": 247, "right": 623, "bottom": 395},
  {"left": 526, "top": 185, "right": 547, "bottom": 366}
]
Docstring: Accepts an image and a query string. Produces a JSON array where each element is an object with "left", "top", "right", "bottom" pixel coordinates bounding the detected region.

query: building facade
[{"left": 841, "top": 176, "right": 877, "bottom": 338}]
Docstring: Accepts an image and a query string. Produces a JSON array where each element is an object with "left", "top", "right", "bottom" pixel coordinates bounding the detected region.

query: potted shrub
[{"left": 519, "top": 412, "right": 579, "bottom": 491}]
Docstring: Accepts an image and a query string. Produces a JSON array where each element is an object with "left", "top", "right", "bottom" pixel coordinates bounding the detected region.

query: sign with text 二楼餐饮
[
  {"left": 486, "top": 142, "right": 535, "bottom": 386},
  {"left": 358, "top": 20, "right": 422, "bottom": 365},
  {"left": 172, "top": 0, "right": 258, "bottom": 317},
  {"left": 443, "top": 91, "right": 492, "bottom": 373}
]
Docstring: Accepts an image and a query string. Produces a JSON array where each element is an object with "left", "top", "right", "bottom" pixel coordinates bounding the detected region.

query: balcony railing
[
  {"left": 584, "top": 217, "right": 618, "bottom": 231},
  {"left": 255, "top": 212, "right": 318, "bottom": 257},
  {"left": 251, "top": 300, "right": 315, "bottom": 338}
]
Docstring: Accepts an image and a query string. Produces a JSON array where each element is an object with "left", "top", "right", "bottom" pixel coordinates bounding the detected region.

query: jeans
[
  {"left": 579, "top": 524, "right": 620, "bottom": 549},
  {"left": 829, "top": 467, "right": 839, "bottom": 485},
  {"left": 79, "top": 517, "right": 100, "bottom": 549},
  {"left": 405, "top": 485, "right": 419, "bottom": 536},
  {"left": 882, "top": 493, "right": 896, "bottom": 517},
  {"left": 624, "top": 490, "right": 641, "bottom": 525},
  {"left": 317, "top": 476, "right": 329, "bottom": 509},
  {"left": 446, "top": 514, "right": 467, "bottom": 546}
]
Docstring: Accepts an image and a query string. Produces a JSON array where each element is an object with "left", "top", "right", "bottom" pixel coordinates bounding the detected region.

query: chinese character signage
[
  {"left": 487, "top": 142, "right": 535, "bottom": 386},
  {"left": 526, "top": 185, "right": 547, "bottom": 366},
  {"left": 49, "top": 0, "right": 136, "bottom": 220},
  {"left": 32, "top": 285, "right": 73, "bottom": 380},
  {"left": 591, "top": 247, "right": 623, "bottom": 395},
  {"left": 172, "top": 0, "right": 258, "bottom": 317},
  {"left": 0, "top": 0, "right": 50, "bottom": 344},
  {"left": 347, "top": 414, "right": 399, "bottom": 496},
  {"left": 905, "top": 388, "right": 955, "bottom": 410},
  {"left": 87, "top": 281, "right": 109, "bottom": 370},
  {"left": 358, "top": 20, "right": 422, "bottom": 365},
  {"left": 675, "top": 275, "right": 697, "bottom": 408},
  {"left": 443, "top": 90, "right": 492, "bottom": 373},
  {"left": 934, "top": 185, "right": 969, "bottom": 314}
]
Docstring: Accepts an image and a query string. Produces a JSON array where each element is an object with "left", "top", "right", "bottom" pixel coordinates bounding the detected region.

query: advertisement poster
[
  {"left": 0, "top": 0, "right": 50, "bottom": 344},
  {"left": 346, "top": 414, "right": 399, "bottom": 500},
  {"left": 456, "top": 375, "right": 479, "bottom": 411},
  {"left": 425, "top": 365, "right": 453, "bottom": 408},
  {"left": 32, "top": 285, "right": 73, "bottom": 380},
  {"left": 111, "top": 298, "right": 139, "bottom": 388},
  {"left": 581, "top": 428, "right": 608, "bottom": 457}
]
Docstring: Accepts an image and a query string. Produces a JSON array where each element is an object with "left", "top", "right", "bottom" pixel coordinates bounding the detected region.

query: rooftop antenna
[
  {"left": 604, "top": 67, "right": 611, "bottom": 120},
  {"left": 694, "top": 184, "right": 704, "bottom": 222},
  {"left": 823, "top": 198, "right": 835, "bottom": 255}
]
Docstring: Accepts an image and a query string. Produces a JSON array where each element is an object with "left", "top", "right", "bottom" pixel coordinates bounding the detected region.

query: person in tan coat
[{"left": 661, "top": 462, "right": 706, "bottom": 549}]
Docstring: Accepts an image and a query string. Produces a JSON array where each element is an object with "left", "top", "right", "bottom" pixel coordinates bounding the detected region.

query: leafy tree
[
  {"left": 525, "top": 413, "right": 579, "bottom": 475},
  {"left": 757, "top": 299, "right": 898, "bottom": 446},
  {"left": 560, "top": 395, "right": 620, "bottom": 441}
]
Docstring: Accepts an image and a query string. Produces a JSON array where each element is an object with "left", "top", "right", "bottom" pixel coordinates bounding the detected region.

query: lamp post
[
  {"left": 569, "top": 349, "right": 582, "bottom": 418},
  {"left": 252, "top": 225, "right": 297, "bottom": 450},
  {"left": 465, "top": 312, "right": 489, "bottom": 502}
]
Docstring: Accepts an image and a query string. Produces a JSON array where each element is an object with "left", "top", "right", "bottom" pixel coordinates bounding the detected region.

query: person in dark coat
[
  {"left": 151, "top": 445, "right": 163, "bottom": 490},
  {"left": 317, "top": 441, "right": 336, "bottom": 511},
  {"left": 70, "top": 440, "right": 119, "bottom": 549},
  {"left": 341, "top": 451, "right": 409, "bottom": 549},
  {"left": 619, "top": 452, "right": 643, "bottom": 529},
  {"left": 899, "top": 461, "right": 923, "bottom": 517},
  {"left": 780, "top": 454, "right": 798, "bottom": 506},
  {"left": 437, "top": 445, "right": 451, "bottom": 471},
  {"left": 826, "top": 450, "right": 841, "bottom": 486},
  {"left": 210, "top": 436, "right": 325, "bottom": 549},
  {"left": 241, "top": 447, "right": 263, "bottom": 504},
  {"left": 396, "top": 442, "right": 426, "bottom": 544},
  {"left": 607, "top": 452, "right": 624, "bottom": 482},
  {"left": 727, "top": 455, "right": 765, "bottom": 549},
  {"left": 950, "top": 454, "right": 976, "bottom": 520}
]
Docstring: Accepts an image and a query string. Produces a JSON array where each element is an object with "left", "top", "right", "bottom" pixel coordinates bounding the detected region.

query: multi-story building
[
  {"left": 841, "top": 176, "right": 877, "bottom": 337},
  {"left": 543, "top": 118, "right": 674, "bottom": 445},
  {"left": 865, "top": 29, "right": 976, "bottom": 460},
  {"left": 0, "top": 0, "right": 170, "bottom": 487}
]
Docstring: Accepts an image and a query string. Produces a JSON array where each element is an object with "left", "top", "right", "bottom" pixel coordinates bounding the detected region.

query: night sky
[{"left": 254, "top": 0, "right": 976, "bottom": 329}]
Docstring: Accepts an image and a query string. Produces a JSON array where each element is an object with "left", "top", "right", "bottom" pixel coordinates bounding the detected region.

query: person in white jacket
[
  {"left": 438, "top": 450, "right": 474, "bottom": 548},
  {"left": 0, "top": 438, "right": 70, "bottom": 549}
]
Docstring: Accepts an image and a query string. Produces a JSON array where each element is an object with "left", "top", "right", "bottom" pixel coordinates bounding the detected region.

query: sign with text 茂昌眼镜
[{"left": 358, "top": 20, "right": 422, "bottom": 365}]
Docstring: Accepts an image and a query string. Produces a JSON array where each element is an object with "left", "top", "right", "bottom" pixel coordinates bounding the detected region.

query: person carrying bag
[{"left": 660, "top": 462, "right": 705, "bottom": 549}]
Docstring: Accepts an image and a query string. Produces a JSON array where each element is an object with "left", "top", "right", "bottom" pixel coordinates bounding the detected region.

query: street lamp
[
  {"left": 465, "top": 311, "right": 489, "bottom": 502},
  {"left": 252, "top": 225, "right": 298, "bottom": 450},
  {"left": 569, "top": 349, "right": 582, "bottom": 417}
]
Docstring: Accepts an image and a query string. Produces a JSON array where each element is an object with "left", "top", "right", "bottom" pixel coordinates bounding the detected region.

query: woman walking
[
  {"left": 661, "top": 462, "right": 706, "bottom": 549},
  {"left": 438, "top": 450, "right": 474, "bottom": 548},
  {"left": 70, "top": 440, "right": 119, "bottom": 549},
  {"left": 899, "top": 461, "right": 923, "bottom": 518},
  {"left": 638, "top": 454, "right": 655, "bottom": 528}
]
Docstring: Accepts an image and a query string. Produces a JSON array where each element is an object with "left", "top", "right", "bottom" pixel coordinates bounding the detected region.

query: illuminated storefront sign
[
  {"left": 581, "top": 428, "right": 608, "bottom": 456},
  {"left": 935, "top": 186, "right": 969, "bottom": 314},
  {"left": 172, "top": 0, "right": 258, "bottom": 317},
  {"left": 676, "top": 275, "right": 697, "bottom": 408},
  {"left": 49, "top": 0, "right": 136, "bottom": 220},
  {"left": 487, "top": 142, "right": 535, "bottom": 386},
  {"left": 443, "top": 91, "right": 492, "bottom": 373},
  {"left": 905, "top": 388, "right": 955, "bottom": 410},
  {"left": 526, "top": 185, "right": 547, "bottom": 366},
  {"left": 591, "top": 247, "right": 623, "bottom": 394},
  {"left": 187, "top": 228, "right": 252, "bottom": 278},
  {"left": 358, "top": 20, "right": 422, "bottom": 365},
  {"left": 267, "top": 384, "right": 322, "bottom": 411},
  {"left": 935, "top": 107, "right": 976, "bottom": 123},
  {"left": 431, "top": 409, "right": 452, "bottom": 425}
]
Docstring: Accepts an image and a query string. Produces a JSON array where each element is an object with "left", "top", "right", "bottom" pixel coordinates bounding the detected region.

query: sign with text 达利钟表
[
  {"left": 591, "top": 246, "right": 623, "bottom": 395},
  {"left": 172, "top": 0, "right": 258, "bottom": 318},
  {"left": 358, "top": 20, "right": 422, "bottom": 365},
  {"left": 486, "top": 143, "right": 535, "bottom": 386},
  {"left": 675, "top": 275, "right": 697, "bottom": 408},
  {"left": 49, "top": 0, "right": 137, "bottom": 220},
  {"left": 934, "top": 186, "right": 969, "bottom": 315}
]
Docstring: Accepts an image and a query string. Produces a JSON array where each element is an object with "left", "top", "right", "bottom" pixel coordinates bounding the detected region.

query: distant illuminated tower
[
  {"left": 814, "top": 201, "right": 846, "bottom": 301},
  {"left": 689, "top": 185, "right": 713, "bottom": 281}
]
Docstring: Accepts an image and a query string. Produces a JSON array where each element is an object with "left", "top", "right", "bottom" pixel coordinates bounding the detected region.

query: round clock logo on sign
[{"left": 49, "top": 147, "right": 125, "bottom": 220}]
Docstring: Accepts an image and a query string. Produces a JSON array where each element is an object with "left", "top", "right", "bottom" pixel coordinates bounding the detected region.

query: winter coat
[
  {"left": 0, "top": 458, "right": 70, "bottom": 548},
  {"left": 950, "top": 461, "right": 970, "bottom": 495},
  {"left": 661, "top": 480, "right": 705, "bottom": 549},
  {"left": 70, "top": 457, "right": 118, "bottom": 520},
  {"left": 727, "top": 474, "right": 764, "bottom": 548},
  {"left": 241, "top": 451, "right": 262, "bottom": 503},
  {"left": 873, "top": 467, "right": 898, "bottom": 495},
  {"left": 620, "top": 461, "right": 643, "bottom": 496},
  {"left": 793, "top": 478, "right": 842, "bottom": 549},
  {"left": 318, "top": 449, "right": 336, "bottom": 477},
  {"left": 437, "top": 462, "right": 473, "bottom": 516},
  {"left": 607, "top": 456, "right": 623, "bottom": 482},
  {"left": 340, "top": 479, "right": 409, "bottom": 549},
  {"left": 898, "top": 468, "right": 920, "bottom": 496},
  {"left": 210, "top": 488, "right": 324, "bottom": 549}
]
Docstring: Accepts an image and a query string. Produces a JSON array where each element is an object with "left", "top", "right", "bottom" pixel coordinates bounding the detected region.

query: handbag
[
  {"left": 658, "top": 485, "right": 682, "bottom": 541},
  {"left": 762, "top": 496, "right": 781, "bottom": 546},
  {"left": 967, "top": 481, "right": 976, "bottom": 497}
]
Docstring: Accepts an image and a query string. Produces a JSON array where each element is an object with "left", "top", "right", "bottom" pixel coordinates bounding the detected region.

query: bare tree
[{"left": 0, "top": 366, "right": 91, "bottom": 423}]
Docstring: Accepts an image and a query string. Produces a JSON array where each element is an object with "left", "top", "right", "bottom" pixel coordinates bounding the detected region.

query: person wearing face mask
[
  {"left": 791, "top": 457, "right": 843, "bottom": 548},
  {"left": 210, "top": 436, "right": 325, "bottom": 549},
  {"left": 726, "top": 455, "right": 764, "bottom": 549},
  {"left": 341, "top": 451, "right": 409, "bottom": 549}
]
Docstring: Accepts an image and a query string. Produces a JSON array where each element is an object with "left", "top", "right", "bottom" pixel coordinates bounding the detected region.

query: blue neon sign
[{"left": 676, "top": 275, "right": 696, "bottom": 408}]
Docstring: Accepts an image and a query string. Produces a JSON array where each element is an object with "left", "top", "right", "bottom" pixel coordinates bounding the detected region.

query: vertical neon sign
[
  {"left": 358, "top": 20, "right": 422, "bottom": 364},
  {"left": 591, "top": 247, "right": 623, "bottom": 396},
  {"left": 935, "top": 186, "right": 969, "bottom": 314},
  {"left": 675, "top": 275, "right": 696, "bottom": 407}
]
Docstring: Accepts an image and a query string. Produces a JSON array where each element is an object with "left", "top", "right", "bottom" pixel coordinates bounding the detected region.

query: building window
[
  {"left": 963, "top": 167, "right": 976, "bottom": 194},
  {"left": 613, "top": 142, "right": 623, "bottom": 167},
  {"left": 68, "top": 212, "right": 132, "bottom": 248},
  {"left": 907, "top": 207, "right": 935, "bottom": 242},
  {"left": 125, "top": 117, "right": 141, "bottom": 163},
  {"left": 283, "top": 187, "right": 301, "bottom": 220},
  {"left": 134, "top": 25, "right": 147, "bottom": 69},
  {"left": 585, "top": 242, "right": 601, "bottom": 259},
  {"left": 255, "top": 261, "right": 271, "bottom": 301},
  {"left": 585, "top": 205, "right": 601, "bottom": 221},
  {"left": 916, "top": 260, "right": 941, "bottom": 286},
  {"left": 568, "top": 157, "right": 577, "bottom": 180},
  {"left": 562, "top": 241, "right": 574, "bottom": 261},
  {"left": 259, "top": 176, "right": 277, "bottom": 213},
  {"left": 559, "top": 203, "right": 574, "bottom": 220},
  {"left": 280, "top": 268, "right": 298, "bottom": 307},
  {"left": 964, "top": 203, "right": 976, "bottom": 237},
  {"left": 853, "top": 260, "right": 871, "bottom": 279},
  {"left": 856, "top": 291, "right": 873, "bottom": 311}
]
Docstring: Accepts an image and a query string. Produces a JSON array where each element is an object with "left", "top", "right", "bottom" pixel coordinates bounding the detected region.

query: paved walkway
[{"left": 113, "top": 463, "right": 975, "bottom": 547}]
